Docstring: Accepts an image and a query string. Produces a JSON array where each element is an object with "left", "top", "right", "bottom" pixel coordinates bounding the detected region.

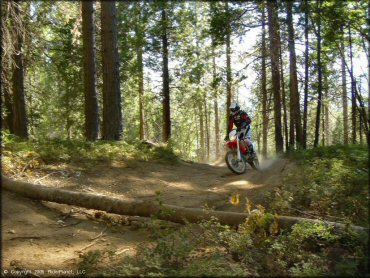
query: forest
[{"left": 1, "top": 0, "right": 369, "bottom": 277}]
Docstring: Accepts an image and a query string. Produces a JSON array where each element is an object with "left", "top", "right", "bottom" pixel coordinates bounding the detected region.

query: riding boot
[{"left": 248, "top": 144, "right": 257, "bottom": 158}]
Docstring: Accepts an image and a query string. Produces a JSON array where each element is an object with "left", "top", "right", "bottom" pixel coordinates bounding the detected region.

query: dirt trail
[{"left": 2, "top": 157, "right": 290, "bottom": 275}]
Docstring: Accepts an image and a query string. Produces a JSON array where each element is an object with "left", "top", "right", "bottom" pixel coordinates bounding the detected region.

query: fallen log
[{"left": 1, "top": 176, "right": 368, "bottom": 235}]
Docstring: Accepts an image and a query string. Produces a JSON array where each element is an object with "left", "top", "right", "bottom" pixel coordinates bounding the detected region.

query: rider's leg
[
  {"left": 238, "top": 132, "right": 248, "bottom": 154},
  {"left": 246, "top": 137, "right": 256, "bottom": 158},
  {"left": 240, "top": 139, "right": 248, "bottom": 153},
  {"left": 245, "top": 128, "right": 256, "bottom": 156}
]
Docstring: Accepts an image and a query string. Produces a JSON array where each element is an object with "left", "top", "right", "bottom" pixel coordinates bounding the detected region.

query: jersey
[{"left": 228, "top": 110, "right": 251, "bottom": 132}]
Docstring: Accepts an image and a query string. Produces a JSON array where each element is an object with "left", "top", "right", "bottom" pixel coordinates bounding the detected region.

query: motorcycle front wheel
[{"left": 225, "top": 150, "right": 246, "bottom": 174}]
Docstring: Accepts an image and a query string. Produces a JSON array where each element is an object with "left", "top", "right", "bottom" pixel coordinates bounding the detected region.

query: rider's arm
[
  {"left": 228, "top": 115, "right": 234, "bottom": 133},
  {"left": 242, "top": 112, "right": 251, "bottom": 125}
]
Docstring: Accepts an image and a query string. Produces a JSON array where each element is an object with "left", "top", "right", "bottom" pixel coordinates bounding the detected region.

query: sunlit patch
[
  {"left": 230, "top": 193, "right": 240, "bottom": 206},
  {"left": 228, "top": 180, "right": 249, "bottom": 186}
]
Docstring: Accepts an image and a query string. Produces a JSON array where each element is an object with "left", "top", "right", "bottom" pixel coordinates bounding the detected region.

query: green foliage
[
  {"left": 269, "top": 221, "right": 368, "bottom": 276},
  {"left": 2, "top": 133, "right": 178, "bottom": 173},
  {"left": 116, "top": 207, "right": 368, "bottom": 277},
  {"left": 268, "top": 145, "right": 369, "bottom": 226},
  {"left": 78, "top": 250, "right": 102, "bottom": 273}
]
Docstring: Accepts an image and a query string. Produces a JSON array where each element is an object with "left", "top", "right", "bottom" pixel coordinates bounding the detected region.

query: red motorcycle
[{"left": 224, "top": 129, "right": 259, "bottom": 174}]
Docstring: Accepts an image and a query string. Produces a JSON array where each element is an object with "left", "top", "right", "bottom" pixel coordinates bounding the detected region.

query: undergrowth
[
  {"left": 1, "top": 132, "right": 178, "bottom": 176},
  {"left": 112, "top": 206, "right": 368, "bottom": 277},
  {"left": 266, "top": 144, "right": 369, "bottom": 227}
]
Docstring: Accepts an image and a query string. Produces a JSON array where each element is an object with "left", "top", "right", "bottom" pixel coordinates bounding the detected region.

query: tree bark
[
  {"left": 12, "top": 1, "right": 28, "bottom": 139},
  {"left": 368, "top": 0, "right": 370, "bottom": 129},
  {"left": 349, "top": 23, "right": 357, "bottom": 144},
  {"left": 2, "top": 176, "right": 367, "bottom": 234},
  {"left": 261, "top": 6, "right": 268, "bottom": 158},
  {"left": 135, "top": 4, "right": 145, "bottom": 141},
  {"left": 199, "top": 98, "right": 205, "bottom": 162},
  {"left": 204, "top": 91, "right": 210, "bottom": 161},
  {"left": 212, "top": 38, "right": 220, "bottom": 158},
  {"left": 280, "top": 42, "right": 289, "bottom": 151},
  {"left": 287, "top": 1, "right": 303, "bottom": 148},
  {"left": 1, "top": 2, "right": 14, "bottom": 133},
  {"left": 302, "top": 0, "right": 309, "bottom": 149},
  {"left": 138, "top": 46, "right": 145, "bottom": 141},
  {"left": 267, "top": 0, "right": 284, "bottom": 153},
  {"left": 161, "top": 6, "right": 171, "bottom": 142},
  {"left": 225, "top": 1, "right": 232, "bottom": 137},
  {"left": 2, "top": 56, "right": 14, "bottom": 133},
  {"left": 101, "top": 1, "right": 122, "bottom": 140},
  {"left": 314, "top": 0, "right": 323, "bottom": 148},
  {"left": 82, "top": 1, "right": 100, "bottom": 141},
  {"left": 340, "top": 27, "right": 349, "bottom": 145},
  {"left": 324, "top": 80, "right": 330, "bottom": 145}
]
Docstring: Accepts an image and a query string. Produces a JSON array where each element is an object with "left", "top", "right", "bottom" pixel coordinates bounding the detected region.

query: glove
[{"left": 224, "top": 135, "right": 229, "bottom": 141}]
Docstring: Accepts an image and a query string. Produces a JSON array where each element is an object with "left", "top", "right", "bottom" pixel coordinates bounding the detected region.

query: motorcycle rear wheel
[
  {"left": 225, "top": 150, "right": 246, "bottom": 174},
  {"left": 248, "top": 157, "right": 260, "bottom": 170}
]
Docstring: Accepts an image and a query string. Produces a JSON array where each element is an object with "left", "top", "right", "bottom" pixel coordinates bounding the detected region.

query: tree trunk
[
  {"left": 135, "top": 5, "right": 145, "bottom": 141},
  {"left": 368, "top": 0, "right": 370, "bottom": 129},
  {"left": 199, "top": 98, "right": 205, "bottom": 162},
  {"left": 12, "top": 2, "right": 28, "bottom": 139},
  {"left": 267, "top": 0, "right": 284, "bottom": 153},
  {"left": 212, "top": 38, "right": 220, "bottom": 158},
  {"left": 138, "top": 46, "right": 145, "bottom": 141},
  {"left": 302, "top": 0, "right": 309, "bottom": 149},
  {"left": 314, "top": 0, "right": 323, "bottom": 148},
  {"left": 280, "top": 43, "right": 289, "bottom": 151},
  {"left": 287, "top": 1, "right": 303, "bottom": 148},
  {"left": 82, "top": 1, "right": 100, "bottom": 141},
  {"left": 161, "top": 6, "right": 171, "bottom": 142},
  {"left": 101, "top": 1, "right": 122, "bottom": 140},
  {"left": 204, "top": 91, "right": 210, "bottom": 161},
  {"left": 324, "top": 81, "right": 330, "bottom": 145},
  {"left": 2, "top": 176, "right": 367, "bottom": 234},
  {"left": 349, "top": 23, "right": 357, "bottom": 144},
  {"left": 340, "top": 27, "right": 349, "bottom": 145},
  {"left": 2, "top": 57, "right": 14, "bottom": 133},
  {"left": 337, "top": 26, "right": 369, "bottom": 146},
  {"left": 261, "top": 6, "right": 268, "bottom": 158},
  {"left": 225, "top": 1, "right": 232, "bottom": 137},
  {"left": 1, "top": 2, "right": 14, "bottom": 133}
]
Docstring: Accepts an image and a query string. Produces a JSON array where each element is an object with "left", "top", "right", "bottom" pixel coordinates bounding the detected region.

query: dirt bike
[{"left": 224, "top": 129, "right": 259, "bottom": 174}]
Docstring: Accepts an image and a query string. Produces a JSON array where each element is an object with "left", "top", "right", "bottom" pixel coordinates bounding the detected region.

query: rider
[{"left": 225, "top": 102, "right": 256, "bottom": 158}]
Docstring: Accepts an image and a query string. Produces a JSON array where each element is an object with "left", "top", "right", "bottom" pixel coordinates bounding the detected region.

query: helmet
[{"left": 230, "top": 102, "right": 240, "bottom": 115}]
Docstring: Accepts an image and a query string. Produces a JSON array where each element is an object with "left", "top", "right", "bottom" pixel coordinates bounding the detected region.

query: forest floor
[{"left": 2, "top": 156, "right": 293, "bottom": 275}]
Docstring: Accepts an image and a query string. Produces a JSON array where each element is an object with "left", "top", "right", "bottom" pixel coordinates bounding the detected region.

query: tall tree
[
  {"left": 340, "top": 26, "right": 349, "bottom": 144},
  {"left": 261, "top": 5, "right": 268, "bottom": 158},
  {"left": 161, "top": 3, "right": 171, "bottom": 142},
  {"left": 225, "top": 1, "right": 232, "bottom": 136},
  {"left": 1, "top": 1, "right": 14, "bottom": 133},
  {"left": 302, "top": 0, "right": 309, "bottom": 149},
  {"left": 368, "top": 0, "right": 370, "bottom": 120},
  {"left": 212, "top": 37, "right": 220, "bottom": 157},
  {"left": 280, "top": 42, "right": 289, "bottom": 151},
  {"left": 348, "top": 22, "right": 357, "bottom": 144},
  {"left": 313, "top": 0, "right": 323, "bottom": 148},
  {"left": 267, "top": 0, "right": 284, "bottom": 153},
  {"left": 286, "top": 0, "right": 303, "bottom": 148},
  {"left": 134, "top": 3, "right": 146, "bottom": 140},
  {"left": 101, "top": 1, "right": 122, "bottom": 140},
  {"left": 82, "top": 1, "right": 100, "bottom": 141},
  {"left": 12, "top": 1, "right": 28, "bottom": 138},
  {"left": 324, "top": 78, "right": 330, "bottom": 145}
]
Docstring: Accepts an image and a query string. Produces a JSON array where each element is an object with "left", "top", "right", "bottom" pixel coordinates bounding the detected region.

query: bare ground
[{"left": 2, "top": 157, "right": 291, "bottom": 276}]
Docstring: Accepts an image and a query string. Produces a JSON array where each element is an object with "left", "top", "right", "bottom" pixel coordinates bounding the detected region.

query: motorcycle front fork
[{"left": 236, "top": 136, "right": 242, "bottom": 162}]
